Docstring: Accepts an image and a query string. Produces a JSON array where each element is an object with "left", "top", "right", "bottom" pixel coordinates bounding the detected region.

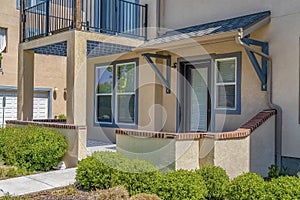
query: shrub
[
  {"left": 76, "top": 152, "right": 161, "bottom": 196},
  {"left": 268, "top": 164, "right": 281, "bottom": 178},
  {"left": 0, "top": 126, "right": 67, "bottom": 171},
  {"left": 130, "top": 193, "right": 161, "bottom": 200},
  {"left": 226, "top": 172, "right": 266, "bottom": 200},
  {"left": 58, "top": 114, "right": 67, "bottom": 119},
  {"left": 155, "top": 169, "right": 208, "bottom": 200},
  {"left": 196, "top": 166, "right": 229, "bottom": 199},
  {"left": 265, "top": 176, "right": 300, "bottom": 199}
]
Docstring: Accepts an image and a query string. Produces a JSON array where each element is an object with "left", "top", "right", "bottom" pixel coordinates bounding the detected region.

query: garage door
[{"left": 0, "top": 90, "right": 49, "bottom": 127}]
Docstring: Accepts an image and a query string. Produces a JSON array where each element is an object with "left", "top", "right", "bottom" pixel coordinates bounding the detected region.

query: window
[
  {"left": 0, "top": 28, "right": 7, "bottom": 53},
  {"left": 16, "top": 0, "right": 46, "bottom": 9},
  {"left": 214, "top": 53, "right": 241, "bottom": 114},
  {"left": 95, "top": 60, "right": 138, "bottom": 126}
]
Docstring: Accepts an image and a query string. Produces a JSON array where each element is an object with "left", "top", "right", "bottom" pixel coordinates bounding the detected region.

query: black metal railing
[
  {"left": 22, "top": 0, "right": 148, "bottom": 41},
  {"left": 81, "top": 0, "right": 148, "bottom": 39},
  {"left": 24, "top": 0, "right": 74, "bottom": 41}
]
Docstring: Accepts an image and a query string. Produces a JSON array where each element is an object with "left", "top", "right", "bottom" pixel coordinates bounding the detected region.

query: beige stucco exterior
[
  {"left": 16, "top": 0, "right": 300, "bottom": 173},
  {"left": 86, "top": 34, "right": 269, "bottom": 141},
  {"left": 117, "top": 115, "right": 275, "bottom": 178},
  {"left": 0, "top": 0, "right": 66, "bottom": 118},
  {"left": 159, "top": 0, "right": 300, "bottom": 167}
]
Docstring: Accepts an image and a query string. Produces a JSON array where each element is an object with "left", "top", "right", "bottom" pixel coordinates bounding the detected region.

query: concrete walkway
[
  {"left": 86, "top": 139, "right": 116, "bottom": 155},
  {"left": 0, "top": 140, "right": 116, "bottom": 197},
  {"left": 0, "top": 168, "right": 76, "bottom": 197}
]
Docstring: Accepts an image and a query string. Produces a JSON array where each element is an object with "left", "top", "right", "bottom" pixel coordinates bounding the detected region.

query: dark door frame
[{"left": 177, "top": 59, "right": 212, "bottom": 132}]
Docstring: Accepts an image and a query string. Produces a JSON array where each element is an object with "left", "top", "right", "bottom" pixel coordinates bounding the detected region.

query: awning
[{"left": 135, "top": 11, "right": 271, "bottom": 50}]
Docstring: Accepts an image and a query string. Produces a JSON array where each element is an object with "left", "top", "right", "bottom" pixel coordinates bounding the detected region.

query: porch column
[
  {"left": 66, "top": 33, "right": 87, "bottom": 125},
  {"left": 17, "top": 49, "right": 34, "bottom": 121}
]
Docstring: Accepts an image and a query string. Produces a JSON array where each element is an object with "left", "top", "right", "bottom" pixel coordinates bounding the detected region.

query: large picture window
[
  {"left": 214, "top": 53, "right": 241, "bottom": 114},
  {"left": 95, "top": 60, "right": 137, "bottom": 126}
]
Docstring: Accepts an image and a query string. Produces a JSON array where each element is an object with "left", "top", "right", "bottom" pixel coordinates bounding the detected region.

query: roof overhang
[
  {"left": 133, "top": 30, "right": 238, "bottom": 53},
  {"left": 133, "top": 11, "right": 271, "bottom": 53}
]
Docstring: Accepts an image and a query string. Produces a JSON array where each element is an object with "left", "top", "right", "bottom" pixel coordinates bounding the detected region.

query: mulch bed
[{"left": 1, "top": 185, "right": 129, "bottom": 200}]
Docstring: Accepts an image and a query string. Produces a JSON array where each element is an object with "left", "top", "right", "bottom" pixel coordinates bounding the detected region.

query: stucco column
[
  {"left": 66, "top": 32, "right": 87, "bottom": 125},
  {"left": 17, "top": 48, "right": 34, "bottom": 121}
]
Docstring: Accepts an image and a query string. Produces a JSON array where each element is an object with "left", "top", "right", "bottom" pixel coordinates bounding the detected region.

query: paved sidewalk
[
  {"left": 86, "top": 139, "right": 116, "bottom": 155},
  {"left": 0, "top": 168, "right": 76, "bottom": 197},
  {"left": 0, "top": 140, "right": 115, "bottom": 197}
]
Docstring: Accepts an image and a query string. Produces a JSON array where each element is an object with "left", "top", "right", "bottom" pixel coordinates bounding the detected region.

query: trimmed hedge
[
  {"left": 76, "top": 152, "right": 300, "bottom": 199},
  {"left": 226, "top": 172, "right": 266, "bottom": 200},
  {"left": 196, "top": 166, "right": 229, "bottom": 200},
  {"left": 0, "top": 125, "right": 67, "bottom": 171},
  {"left": 155, "top": 169, "right": 208, "bottom": 200},
  {"left": 76, "top": 152, "right": 162, "bottom": 196},
  {"left": 265, "top": 176, "right": 300, "bottom": 199}
]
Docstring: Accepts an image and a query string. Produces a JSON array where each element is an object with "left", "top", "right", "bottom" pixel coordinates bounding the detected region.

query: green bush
[
  {"left": 0, "top": 125, "right": 67, "bottom": 171},
  {"left": 226, "top": 172, "right": 266, "bottom": 200},
  {"left": 76, "top": 152, "right": 161, "bottom": 196},
  {"left": 155, "top": 169, "right": 208, "bottom": 200},
  {"left": 265, "top": 176, "right": 300, "bottom": 199},
  {"left": 196, "top": 166, "right": 229, "bottom": 199}
]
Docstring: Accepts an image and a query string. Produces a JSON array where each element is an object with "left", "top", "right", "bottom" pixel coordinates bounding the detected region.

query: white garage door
[{"left": 0, "top": 90, "right": 49, "bottom": 127}]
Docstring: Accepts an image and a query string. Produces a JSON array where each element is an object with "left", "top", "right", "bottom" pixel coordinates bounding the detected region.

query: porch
[
  {"left": 116, "top": 109, "right": 276, "bottom": 178},
  {"left": 20, "top": 0, "right": 148, "bottom": 42}
]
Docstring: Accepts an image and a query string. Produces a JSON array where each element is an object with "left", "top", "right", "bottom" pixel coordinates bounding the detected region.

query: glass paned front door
[
  {"left": 180, "top": 60, "right": 211, "bottom": 132},
  {"left": 189, "top": 67, "right": 208, "bottom": 131}
]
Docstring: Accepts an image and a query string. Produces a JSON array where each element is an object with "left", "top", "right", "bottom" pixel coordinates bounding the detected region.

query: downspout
[{"left": 236, "top": 28, "right": 283, "bottom": 168}]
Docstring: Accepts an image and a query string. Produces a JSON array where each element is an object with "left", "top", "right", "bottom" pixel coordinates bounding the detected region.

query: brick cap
[
  {"left": 116, "top": 109, "right": 276, "bottom": 140},
  {"left": 6, "top": 120, "right": 86, "bottom": 130},
  {"left": 207, "top": 109, "right": 276, "bottom": 140},
  {"left": 116, "top": 129, "right": 206, "bottom": 140}
]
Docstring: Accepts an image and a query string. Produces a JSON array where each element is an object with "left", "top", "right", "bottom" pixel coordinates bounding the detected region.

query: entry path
[
  {"left": 0, "top": 140, "right": 116, "bottom": 197},
  {"left": 0, "top": 168, "right": 76, "bottom": 197}
]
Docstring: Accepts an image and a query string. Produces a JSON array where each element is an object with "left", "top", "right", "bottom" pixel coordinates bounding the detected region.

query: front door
[{"left": 179, "top": 60, "right": 211, "bottom": 132}]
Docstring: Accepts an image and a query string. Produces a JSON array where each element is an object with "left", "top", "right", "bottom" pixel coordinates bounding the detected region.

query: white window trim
[
  {"left": 115, "top": 62, "right": 136, "bottom": 125},
  {"left": 95, "top": 65, "right": 113, "bottom": 124},
  {"left": 214, "top": 57, "right": 237, "bottom": 110}
]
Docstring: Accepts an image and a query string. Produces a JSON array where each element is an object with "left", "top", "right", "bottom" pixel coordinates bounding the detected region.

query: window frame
[
  {"left": 95, "top": 65, "right": 114, "bottom": 124},
  {"left": 214, "top": 52, "right": 241, "bottom": 114},
  {"left": 0, "top": 28, "right": 7, "bottom": 53},
  {"left": 115, "top": 62, "right": 136, "bottom": 125},
  {"left": 94, "top": 58, "right": 139, "bottom": 128}
]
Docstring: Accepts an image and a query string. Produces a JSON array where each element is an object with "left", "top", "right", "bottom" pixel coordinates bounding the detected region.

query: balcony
[{"left": 20, "top": 0, "right": 148, "bottom": 42}]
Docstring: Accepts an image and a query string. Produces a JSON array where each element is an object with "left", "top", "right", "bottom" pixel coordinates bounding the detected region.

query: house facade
[
  {"left": 0, "top": 0, "right": 66, "bottom": 125},
  {"left": 16, "top": 0, "right": 300, "bottom": 176}
]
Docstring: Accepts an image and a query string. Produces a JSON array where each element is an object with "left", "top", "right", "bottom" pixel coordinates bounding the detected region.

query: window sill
[
  {"left": 214, "top": 108, "right": 241, "bottom": 115},
  {"left": 94, "top": 122, "right": 138, "bottom": 129}
]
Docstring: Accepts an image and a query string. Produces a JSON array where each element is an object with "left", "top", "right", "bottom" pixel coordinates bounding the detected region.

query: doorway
[{"left": 178, "top": 60, "right": 211, "bottom": 132}]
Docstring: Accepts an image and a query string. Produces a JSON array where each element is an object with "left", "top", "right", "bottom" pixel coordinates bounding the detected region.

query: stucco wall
[
  {"left": 214, "top": 137, "right": 250, "bottom": 178},
  {"left": 0, "top": 0, "right": 66, "bottom": 118},
  {"left": 212, "top": 115, "right": 275, "bottom": 178},
  {"left": 249, "top": 115, "right": 275, "bottom": 177},
  {"left": 117, "top": 134, "right": 176, "bottom": 171},
  {"left": 86, "top": 38, "right": 269, "bottom": 141},
  {"left": 159, "top": 0, "right": 300, "bottom": 167}
]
